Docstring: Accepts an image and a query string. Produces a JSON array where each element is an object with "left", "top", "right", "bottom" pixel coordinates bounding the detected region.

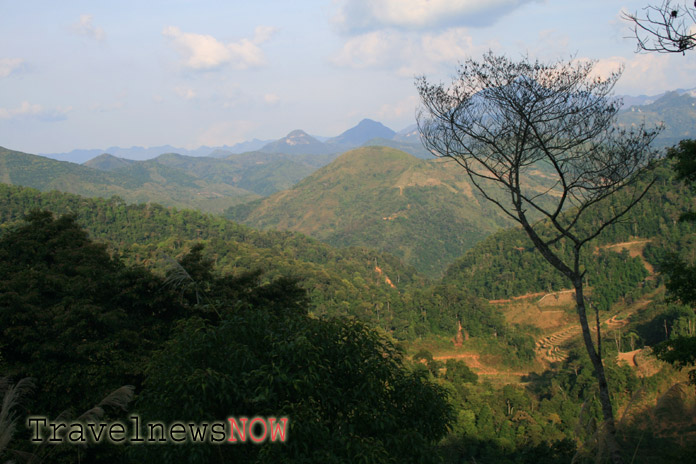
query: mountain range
[
  {"left": 41, "top": 118, "right": 427, "bottom": 164},
  {"left": 38, "top": 89, "right": 696, "bottom": 166}
]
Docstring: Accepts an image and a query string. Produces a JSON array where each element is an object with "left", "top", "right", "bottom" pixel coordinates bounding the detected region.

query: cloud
[
  {"left": 331, "top": 30, "right": 396, "bottom": 69},
  {"left": 72, "top": 14, "right": 105, "bottom": 41},
  {"left": 163, "top": 26, "right": 277, "bottom": 71},
  {"left": 331, "top": 27, "right": 485, "bottom": 75},
  {"left": 0, "top": 102, "right": 70, "bottom": 122},
  {"left": 334, "top": 0, "right": 537, "bottom": 33},
  {"left": 573, "top": 54, "right": 696, "bottom": 96},
  {"left": 0, "top": 58, "right": 24, "bottom": 78}
]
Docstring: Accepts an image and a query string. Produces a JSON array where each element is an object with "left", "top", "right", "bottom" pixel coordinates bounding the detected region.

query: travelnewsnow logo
[{"left": 27, "top": 416, "right": 289, "bottom": 445}]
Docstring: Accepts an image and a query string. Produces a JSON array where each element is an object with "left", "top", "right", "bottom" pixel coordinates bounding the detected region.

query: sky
[{"left": 1, "top": 0, "right": 695, "bottom": 154}]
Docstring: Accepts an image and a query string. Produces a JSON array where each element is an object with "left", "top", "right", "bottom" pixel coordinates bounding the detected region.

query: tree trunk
[{"left": 574, "top": 278, "right": 625, "bottom": 464}]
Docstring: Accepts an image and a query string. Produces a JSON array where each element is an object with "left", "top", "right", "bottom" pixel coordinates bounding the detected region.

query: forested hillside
[
  {"left": 442, "top": 161, "right": 695, "bottom": 301},
  {"left": 1, "top": 154, "right": 695, "bottom": 463},
  {"left": 0, "top": 146, "right": 258, "bottom": 212},
  {"left": 227, "top": 146, "right": 559, "bottom": 277}
]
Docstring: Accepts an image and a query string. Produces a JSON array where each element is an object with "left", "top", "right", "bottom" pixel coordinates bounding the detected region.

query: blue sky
[{"left": 1, "top": 0, "right": 694, "bottom": 154}]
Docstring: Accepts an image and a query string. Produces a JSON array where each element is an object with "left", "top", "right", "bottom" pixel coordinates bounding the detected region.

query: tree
[
  {"left": 132, "top": 303, "right": 454, "bottom": 463},
  {"left": 417, "top": 53, "right": 660, "bottom": 464},
  {"left": 623, "top": 0, "right": 696, "bottom": 54},
  {"left": 654, "top": 140, "right": 696, "bottom": 384}
]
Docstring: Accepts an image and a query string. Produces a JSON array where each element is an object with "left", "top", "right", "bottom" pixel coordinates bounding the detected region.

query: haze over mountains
[
  {"left": 41, "top": 118, "right": 426, "bottom": 164},
  {"left": 1, "top": 88, "right": 695, "bottom": 272}
]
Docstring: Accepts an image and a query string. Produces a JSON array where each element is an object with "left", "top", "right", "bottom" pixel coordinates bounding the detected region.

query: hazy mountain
[
  {"left": 44, "top": 148, "right": 105, "bottom": 164},
  {"left": 209, "top": 139, "right": 274, "bottom": 157},
  {"left": 618, "top": 87, "right": 696, "bottom": 108},
  {"left": 327, "top": 118, "right": 396, "bottom": 148},
  {"left": 259, "top": 130, "right": 337, "bottom": 155},
  {"left": 394, "top": 124, "right": 420, "bottom": 142},
  {"left": 617, "top": 90, "right": 696, "bottom": 147},
  {"left": 226, "top": 146, "right": 556, "bottom": 277},
  {"left": 44, "top": 145, "right": 212, "bottom": 163}
]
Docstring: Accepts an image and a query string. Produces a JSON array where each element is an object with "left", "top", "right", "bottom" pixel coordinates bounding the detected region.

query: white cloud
[
  {"left": 331, "top": 30, "right": 396, "bottom": 69},
  {"left": 574, "top": 54, "right": 696, "bottom": 96},
  {"left": 334, "top": 0, "right": 537, "bottom": 33},
  {"left": 0, "top": 102, "right": 70, "bottom": 121},
  {"left": 0, "top": 58, "right": 24, "bottom": 78},
  {"left": 420, "top": 28, "right": 476, "bottom": 64},
  {"left": 174, "top": 86, "right": 197, "bottom": 99},
  {"left": 163, "top": 26, "right": 276, "bottom": 71},
  {"left": 332, "top": 27, "right": 485, "bottom": 75},
  {"left": 72, "top": 14, "right": 105, "bottom": 41}
]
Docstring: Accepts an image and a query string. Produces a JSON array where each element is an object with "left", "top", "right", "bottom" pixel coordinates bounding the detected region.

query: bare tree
[
  {"left": 623, "top": 0, "right": 696, "bottom": 54},
  {"left": 416, "top": 53, "right": 661, "bottom": 464}
]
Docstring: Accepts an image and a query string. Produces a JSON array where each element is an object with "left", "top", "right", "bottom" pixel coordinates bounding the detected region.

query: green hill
[
  {"left": 226, "top": 146, "right": 554, "bottom": 277},
  {"left": 0, "top": 146, "right": 259, "bottom": 212},
  {"left": 83, "top": 153, "right": 135, "bottom": 170},
  {"left": 0, "top": 183, "right": 426, "bottom": 326},
  {"left": 618, "top": 91, "right": 696, "bottom": 147},
  {"left": 441, "top": 160, "right": 695, "bottom": 301}
]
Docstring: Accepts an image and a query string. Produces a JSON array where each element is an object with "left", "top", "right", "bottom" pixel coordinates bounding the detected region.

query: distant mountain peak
[
  {"left": 327, "top": 119, "right": 396, "bottom": 148},
  {"left": 285, "top": 130, "right": 315, "bottom": 145},
  {"left": 259, "top": 130, "right": 334, "bottom": 155}
]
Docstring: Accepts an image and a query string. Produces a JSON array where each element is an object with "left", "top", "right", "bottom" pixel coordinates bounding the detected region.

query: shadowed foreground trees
[
  {"left": 417, "top": 53, "right": 660, "bottom": 464},
  {"left": 0, "top": 211, "right": 454, "bottom": 463}
]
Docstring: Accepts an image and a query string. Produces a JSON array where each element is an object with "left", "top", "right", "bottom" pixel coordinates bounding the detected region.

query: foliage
[
  {"left": 417, "top": 52, "right": 661, "bottom": 464},
  {"left": 0, "top": 211, "right": 455, "bottom": 463},
  {"left": 133, "top": 311, "right": 453, "bottom": 463},
  {"left": 227, "top": 146, "right": 523, "bottom": 278}
]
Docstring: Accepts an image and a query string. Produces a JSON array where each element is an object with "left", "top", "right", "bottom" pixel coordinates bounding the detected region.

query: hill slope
[
  {"left": 227, "top": 146, "right": 548, "bottom": 277},
  {"left": 441, "top": 161, "right": 695, "bottom": 300},
  {"left": 617, "top": 91, "right": 696, "bottom": 147},
  {"left": 0, "top": 146, "right": 257, "bottom": 212}
]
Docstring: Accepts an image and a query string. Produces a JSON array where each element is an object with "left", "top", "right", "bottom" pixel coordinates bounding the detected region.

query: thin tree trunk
[{"left": 574, "top": 278, "right": 624, "bottom": 464}]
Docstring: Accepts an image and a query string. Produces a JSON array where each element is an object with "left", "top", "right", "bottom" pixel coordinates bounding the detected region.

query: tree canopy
[{"left": 417, "top": 53, "right": 660, "bottom": 464}]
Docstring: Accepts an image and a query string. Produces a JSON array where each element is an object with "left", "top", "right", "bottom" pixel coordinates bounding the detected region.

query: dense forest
[{"left": 1, "top": 152, "right": 695, "bottom": 462}]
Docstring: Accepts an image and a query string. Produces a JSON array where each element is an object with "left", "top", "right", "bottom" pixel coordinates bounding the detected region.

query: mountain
[
  {"left": 0, "top": 146, "right": 257, "bottom": 213},
  {"left": 617, "top": 90, "right": 696, "bottom": 147},
  {"left": 618, "top": 87, "right": 696, "bottom": 108},
  {"left": 43, "top": 145, "right": 211, "bottom": 163},
  {"left": 327, "top": 118, "right": 396, "bottom": 147},
  {"left": 208, "top": 139, "right": 273, "bottom": 157},
  {"left": 394, "top": 124, "right": 421, "bottom": 143},
  {"left": 226, "top": 146, "right": 555, "bottom": 277},
  {"left": 259, "top": 130, "right": 336, "bottom": 155},
  {"left": 83, "top": 153, "right": 136, "bottom": 171}
]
